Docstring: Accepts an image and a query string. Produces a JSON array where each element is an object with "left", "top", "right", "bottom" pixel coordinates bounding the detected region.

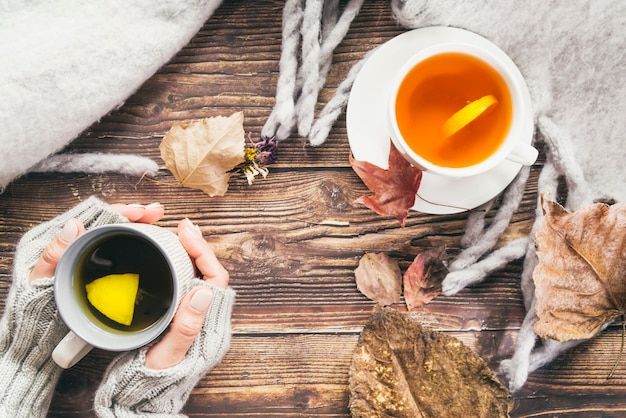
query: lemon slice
[
  {"left": 86, "top": 273, "right": 139, "bottom": 326},
  {"left": 441, "top": 94, "right": 499, "bottom": 138}
]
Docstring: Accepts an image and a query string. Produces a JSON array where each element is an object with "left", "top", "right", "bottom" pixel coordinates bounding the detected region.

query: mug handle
[
  {"left": 506, "top": 142, "right": 539, "bottom": 166},
  {"left": 52, "top": 331, "right": 94, "bottom": 368}
]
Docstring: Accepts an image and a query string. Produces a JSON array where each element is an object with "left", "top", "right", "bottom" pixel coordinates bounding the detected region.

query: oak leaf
[
  {"left": 349, "top": 306, "right": 513, "bottom": 417},
  {"left": 403, "top": 247, "right": 448, "bottom": 311},
  {"left": 354, "top": 253, "right": 402, "bottom": 306},
  {"left": 159, "top": 112, "right": 245, "bottom": 196},
  {"left": 532, "top": 198, "right": 626, "bottom": 342},
  {"left": 350, "top": 142, "right": 422, "bottom": 227}
]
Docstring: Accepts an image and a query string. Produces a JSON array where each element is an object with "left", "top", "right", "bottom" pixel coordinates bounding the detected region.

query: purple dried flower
[
  {"left": 249, "top": 133, "right": 278, "bottom": 165},
  {"left": 240, "top": 133, "right": 278, "bottom": 184}
]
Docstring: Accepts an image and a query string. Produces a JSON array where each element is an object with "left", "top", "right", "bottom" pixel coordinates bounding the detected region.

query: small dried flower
[{"left": 240, "top": 133, "right": 278, "bottom": 185}]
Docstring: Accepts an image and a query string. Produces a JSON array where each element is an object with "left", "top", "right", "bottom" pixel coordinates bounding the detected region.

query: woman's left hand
[{"left": 28, "top": 203, "right": 164, "bottom": 283}]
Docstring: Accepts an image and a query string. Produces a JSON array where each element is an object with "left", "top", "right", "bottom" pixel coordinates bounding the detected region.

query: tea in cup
[
  {"left": 52, "top": 223, "right": 192, "bottom": 368},
  {"left": 388, "top": 39, "right": 537, "bottom": 177}
]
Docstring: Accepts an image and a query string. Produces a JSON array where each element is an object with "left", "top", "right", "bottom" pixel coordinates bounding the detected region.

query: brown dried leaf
[
  {"left": 533, "top": 198, "right": 626, "bottom": 341},
  {"left": 349, "top": 306, "right": 513, "bottom": 417},
  {"left": 403, "top": 247, "right": 448, "bottom": 311},
  {"left": 355, "top": 253, "right": 402, "bottom": 306},
  {"left": 350, "top": 142, "right": 422, "bottom": 227},
  {"left": 159, "top": 112, "right": 246, "bottom": 196}
]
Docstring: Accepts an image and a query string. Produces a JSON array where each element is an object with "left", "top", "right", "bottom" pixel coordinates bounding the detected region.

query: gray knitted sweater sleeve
[
  {"left": 0, "top": 196, "right": 128, "bottom": 418},
  {"left": 94, "top": 282, "right": 235, "bottom": 418}
]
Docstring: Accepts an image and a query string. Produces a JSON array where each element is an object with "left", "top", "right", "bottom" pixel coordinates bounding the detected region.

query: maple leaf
[
  {"left": 350, "top": 142, "right": 422, "bottom": 227},
  {"left": 403, "top": 247, "right": 448, "bottom": 311},
  {"left": 354, "top": 252, "right": 402, "bottom": 306},
  {"left": 159, "top": 112, "right": 246, "bottom": 197},
  {"left": 349, "top": 306, "right": 513, "bottom": 417},
  {"left": 532, "top": 197, "right": 626, "bottom": 342}
]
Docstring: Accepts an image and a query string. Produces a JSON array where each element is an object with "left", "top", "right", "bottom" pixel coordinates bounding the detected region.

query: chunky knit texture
[
  {"left": 94, "top": 282, "right": 235, "bottom": 418},
  {"left": 261, "top": 0, "right": 366, "bottom": 144},
  {"left": 389, "top": 0, "right": 626, "bottom": 392},
  {"left": 0, "top": 197, "right": 127, "bottom": 417},
  {"left": 264, "top": 0, "right": 625, "bottom": 391},
  {"left": 0, "top": 197, "right": 236, "bottom": 417}
]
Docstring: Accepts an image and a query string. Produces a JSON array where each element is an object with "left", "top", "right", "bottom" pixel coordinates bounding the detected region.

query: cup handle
[
  {"left": 52, "top": 331, "right": 93, "bottom": 369},
  {"left": 506, "top": 142, "right": 539, "bottom": 166}
]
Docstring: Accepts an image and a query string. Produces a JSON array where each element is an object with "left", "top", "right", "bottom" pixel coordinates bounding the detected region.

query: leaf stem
[
  {"left": 606, "top": 315, "right": 625, "bottom": 381},
  {"left": 144, "top": 176, "right": 179, "bottom": 187}
]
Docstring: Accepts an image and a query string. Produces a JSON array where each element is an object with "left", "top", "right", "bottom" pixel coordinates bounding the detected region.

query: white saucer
[{"left": 346, "top": 27, "right": 529, "bottom": 214}]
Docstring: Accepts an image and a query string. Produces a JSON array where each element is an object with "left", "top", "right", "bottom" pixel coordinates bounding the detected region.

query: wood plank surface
[{"left": 1, "top": 0, "right": 624, "bottom": 416}]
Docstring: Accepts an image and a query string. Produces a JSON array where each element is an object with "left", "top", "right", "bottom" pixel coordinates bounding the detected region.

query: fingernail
[
  {"left": 128, "top": 203, "right": 144, "bottom": 208},
  {"left": 146, "top": 202, "right": 163, "bottom": 209},
  {"left": 184, "top": 218, "right": 203, "bottom": 239},
  {"left": 60, "top": 219, "right": 79, "bottom": 242},
  {"left": 190, "top": 287, "right": 213, "bottom": 312}
]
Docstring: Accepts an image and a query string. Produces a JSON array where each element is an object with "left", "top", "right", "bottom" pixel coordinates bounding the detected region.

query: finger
[
  {"left": 110, "top": 203, "right": 145, "bottom": 221},
  {"left": 144, "top": 286, "right": 214, "bottom": 369},
  {"left": 139, "top": 203, "right": 165, "bottom": 224},
  {"left": 110, "top": 203, "right": 165, "bottom": 223},
  {"left": 177, "top": 218, "right": 229, "bottom": 289},
  {"left": 29, "top": 218, "right": 85, "bottom": 283}
]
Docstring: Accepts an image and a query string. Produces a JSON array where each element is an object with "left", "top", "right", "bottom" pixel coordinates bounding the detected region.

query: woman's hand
[
  {"left": 28, "top": 218, "right": 84, "bottom": 283},
  {"left": 28, "top": 203, "right": 164, "bottom": 283},
  {"left": 145, "top": 218, "right": 229, "bottom": 369},
  {"left": 0, "top": 197, "right": 165, "bottom": 418},
  {"left": 93, "top": 214, "right": 235, "bottom": 417}
]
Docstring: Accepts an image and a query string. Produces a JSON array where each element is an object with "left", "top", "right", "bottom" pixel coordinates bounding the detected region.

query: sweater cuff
[
  {"left": 14, "top": 196, "right": 128, "bottom": 287},
  {"left": 0, "top": 196, "right": 129, "bottom": 417},
  {"left": 94, "top": 285, "right": 235, "bottom": 418}
]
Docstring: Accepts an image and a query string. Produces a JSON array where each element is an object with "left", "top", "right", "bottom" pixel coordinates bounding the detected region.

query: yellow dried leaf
[
  {"left": 533, "top": 197, "right": 626, "bottom": 341},
  {"left": 159, "top": 112, "right": 246, "bottom": 196}
]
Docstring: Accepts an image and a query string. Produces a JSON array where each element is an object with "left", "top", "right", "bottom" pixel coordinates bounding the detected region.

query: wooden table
[{"left": 1, "top": 1, "right": 625, "bottom": 416}]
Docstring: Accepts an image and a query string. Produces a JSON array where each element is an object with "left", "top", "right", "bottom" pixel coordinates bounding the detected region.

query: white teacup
[{"left": 388, "top": 33, "right": 537, "bottom": 178}]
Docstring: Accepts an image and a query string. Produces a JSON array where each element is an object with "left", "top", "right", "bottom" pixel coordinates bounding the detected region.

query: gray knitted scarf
[{"left": 262, "top": 0, "right": 626, "bottom": 391}]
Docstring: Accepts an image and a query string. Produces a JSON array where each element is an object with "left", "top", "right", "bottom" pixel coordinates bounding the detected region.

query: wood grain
[{"left": 0, "top": 0, "right": 623, "bottom": 417}]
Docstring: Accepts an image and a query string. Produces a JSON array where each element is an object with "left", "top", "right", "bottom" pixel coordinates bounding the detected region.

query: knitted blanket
[
  {"left": 262, "top": 0, "right": 626, "bottom": 391},
  {"left": 0, "top": 0, "right": 223, "bottom": 192}
]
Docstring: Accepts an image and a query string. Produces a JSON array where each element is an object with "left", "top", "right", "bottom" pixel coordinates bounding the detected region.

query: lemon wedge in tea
[
  {"left": 85, "top": 273, "right": 139, "bottom": 326},
  {"left": 441, "top": 94, "right": 499, "bottom": 138}
]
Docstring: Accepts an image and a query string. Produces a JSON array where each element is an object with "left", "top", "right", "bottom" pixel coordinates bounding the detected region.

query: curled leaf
[
  {"left": 350, "top": 142, "right": 422, "bottom": 227},
  {"left": 403, "top": 247, "right": 448, "bottom": 311},
  {"left": 533, "top": 198, "right": 626, "bottom": 341},
  {"left": 159, "top": 112, "right": 246, "bottom": 196},
  {"left": 355, "top": 253, "right": 402, "bottom": 306},
  {"left": 349, "top": 306, "right": 513, "bottom": 417}
]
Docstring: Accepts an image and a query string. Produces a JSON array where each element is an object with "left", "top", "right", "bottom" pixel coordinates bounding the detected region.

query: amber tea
[
  {"left": 76, "top": 234, "right": 174, "bottom": 333},
  {"left": 394, "top": 52, "right": 513, "bottom": 168}
]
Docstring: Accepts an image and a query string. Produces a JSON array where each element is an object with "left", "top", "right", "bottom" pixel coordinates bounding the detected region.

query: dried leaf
[
  {"left": 404, "top": 247, "right": 448, "bottom": 311},
  {"left": 355, "top": 253, "right": 402, "bottom": 306},
  {"left": 349, "top": 306, "right": 513, "bottom": 417},
  {"left": 350, "top": 142, "right": 422, "bottom": 227},
  {"left": 159, "top": 112, "right": 246, "bottom": 196},
  {"left": 533, "top": 198, "right": 626, "bottom": 341}
]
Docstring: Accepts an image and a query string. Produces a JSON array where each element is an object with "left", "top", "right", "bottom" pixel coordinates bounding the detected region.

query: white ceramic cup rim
[
  {"left": 54, "top": 224, "right": 179, "bottom": 351},
  {"left": 388, "top": 40, "right": 533, "bottom": 178}
]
